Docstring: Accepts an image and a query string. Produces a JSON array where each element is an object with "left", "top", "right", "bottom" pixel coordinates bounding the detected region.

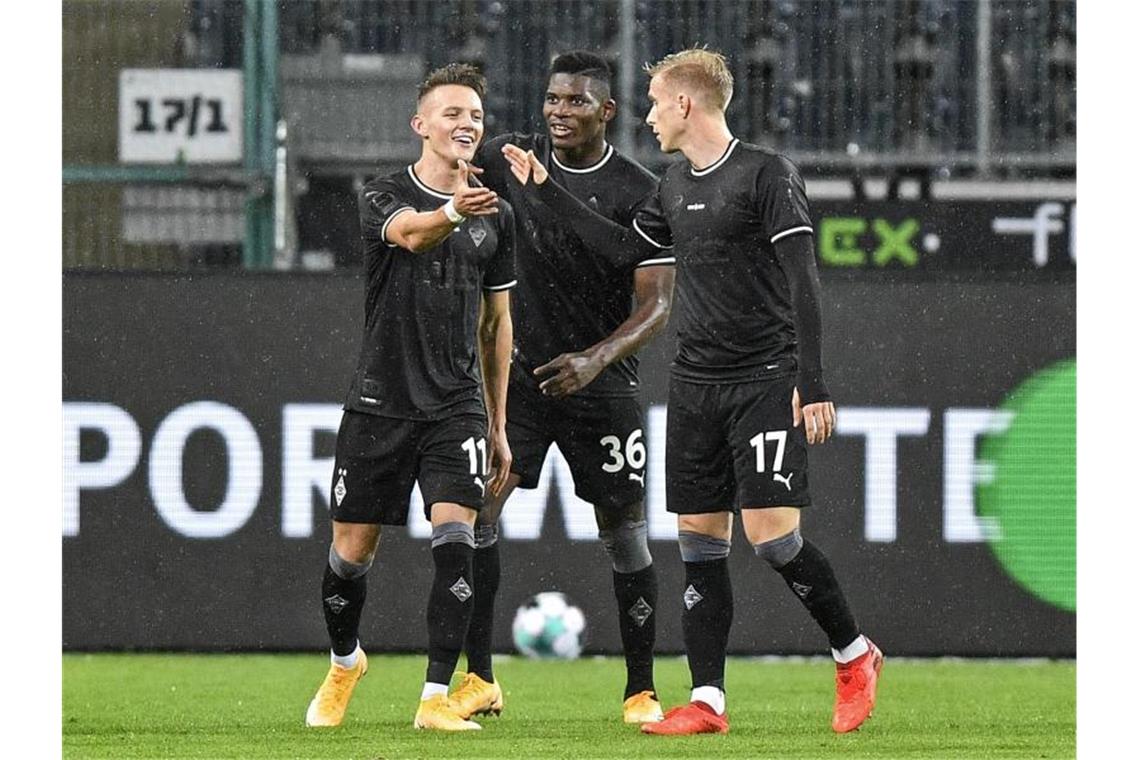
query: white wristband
[{"left": 442, "top": 198, "right": 466, "bottom": 224}]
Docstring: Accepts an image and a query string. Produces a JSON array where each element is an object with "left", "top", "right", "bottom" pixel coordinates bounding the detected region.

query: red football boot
[
  {"left": 832, "top": 637, "right": 884, "bottom": 733},
  {"left": 641, "top": 701, "right": 729, "bottom": 735}
]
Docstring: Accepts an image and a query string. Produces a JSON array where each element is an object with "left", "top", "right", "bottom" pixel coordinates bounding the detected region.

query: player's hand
[
  {"left": 534, "top": 351, "right": 604, "bottom": 397},
  {"left": 453, "top": 159, "right": 499, "bottom": 216},
  {"left": 502, "top": 144, "right": 548, "bottom": 186},
  {"left": 792, "top": 386, "right": 836, "bottom": 445},
  {"left": 485, "top": 424, "right": 513, "bottom": 497}
]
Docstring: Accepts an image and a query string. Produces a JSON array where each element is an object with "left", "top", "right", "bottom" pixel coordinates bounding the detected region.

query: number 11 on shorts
[{"left": 461, "top": 436, "right": 488, "bottom": 488}]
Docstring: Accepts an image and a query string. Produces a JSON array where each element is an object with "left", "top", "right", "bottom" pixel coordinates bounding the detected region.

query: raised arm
[
  {"left": 500, "top": 144, "right": 672, "bottom": 268},
  {"left": 384, "top": 161, "right": 500, "bottom": 252},
  {"left": 534, "top": 265, "right": 675, "bottom": 397}
]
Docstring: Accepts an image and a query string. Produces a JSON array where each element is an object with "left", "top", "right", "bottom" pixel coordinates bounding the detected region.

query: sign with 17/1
[{"left": 118, "top": 69, "right": 243, "bottom": 164}]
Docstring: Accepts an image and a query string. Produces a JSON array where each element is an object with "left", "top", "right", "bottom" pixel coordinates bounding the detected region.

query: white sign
[
  {"left": 119, "top": 69, "right": 243, "bottom": 164},
  {"left": 64, "top": 401, "right": 1009, "bottom": 545}
]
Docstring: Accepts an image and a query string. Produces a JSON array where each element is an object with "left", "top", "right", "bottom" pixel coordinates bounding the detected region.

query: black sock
[
  {"left": 681, "top": 558, "right": 733, "bottom": 691},
  {"left": 613, "top": 564, "right": 658, "bottom": 698},
  {"left": 322, "top": 562, "right": 367, "bottom": 657},
  {"left": 464, "top": 542, "right": 500, "bottom": 682},
  {"left": 776, "top": 539, "right": 860, "bottom": 650},
  {"left": 425, "top": 542, "right": 476, "bottom": 685}
]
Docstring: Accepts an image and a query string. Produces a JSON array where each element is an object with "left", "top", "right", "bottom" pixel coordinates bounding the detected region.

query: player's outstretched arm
[
  {"left": 776, "top": 232, "right": 836, "bottom": 445},
  {"left": 386, "top": 160, "right": 499, "bottom": 252},
  {"left": 535, "top": 265, "right": 675, "bottom": 397},
  {"left": 478, "top": 290, "right": 513, "bottom": 496},
  {"left": 500, "top": 145, "right": 670, "bottom": 268}
]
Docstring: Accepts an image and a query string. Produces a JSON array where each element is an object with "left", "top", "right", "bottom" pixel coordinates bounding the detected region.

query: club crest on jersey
[{"left": 468, "top": 223, "right": 487, "bottom": 247}]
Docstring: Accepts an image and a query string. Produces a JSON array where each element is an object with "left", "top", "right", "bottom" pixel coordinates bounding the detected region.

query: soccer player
[
  {"left": 445, "top": 51, "right": 676, "bottom": 725},
  {"left": 304, "top": 63, "right": 517, "bottom": 732},
  {"left": 519, "top": 48, "right": 883, "bottom": 736}
]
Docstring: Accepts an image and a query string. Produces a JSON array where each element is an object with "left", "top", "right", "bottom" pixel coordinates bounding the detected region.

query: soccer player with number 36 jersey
[{"left": 446, "top": 51, "right": 676, "bottom": 725}]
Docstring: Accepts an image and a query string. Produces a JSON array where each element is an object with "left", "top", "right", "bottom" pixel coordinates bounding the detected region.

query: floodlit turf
[{"left": 63, "top": 653, "right": 1074, "bottom": 759}]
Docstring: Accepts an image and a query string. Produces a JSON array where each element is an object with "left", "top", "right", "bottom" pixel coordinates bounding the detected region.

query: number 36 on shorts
[{"left": 599, "top": 429, "right": 646, "bottom": 473}]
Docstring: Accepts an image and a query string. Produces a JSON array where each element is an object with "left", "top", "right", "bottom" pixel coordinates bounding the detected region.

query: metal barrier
[
  {"left": 62, "top": 0, "right": 1076, "bottom": 270},
  {"left": 267, "top": 0, "right": 1075, "bottom": 174}
]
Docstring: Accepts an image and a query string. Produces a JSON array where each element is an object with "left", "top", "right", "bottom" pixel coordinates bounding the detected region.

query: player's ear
[
  {"left": 411, "top": 113, "right": 428, "bottom": 139},
  {"left": 600, "top": 98, "right": 617, "bottom": 123},
  {"left": 678, "top": 93, "right": 692, "bottom": 119}
]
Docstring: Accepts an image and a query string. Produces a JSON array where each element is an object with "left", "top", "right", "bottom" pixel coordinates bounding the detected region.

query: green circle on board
[{"left": 976, "top": 359, "right": 1076, "bottom": 611}]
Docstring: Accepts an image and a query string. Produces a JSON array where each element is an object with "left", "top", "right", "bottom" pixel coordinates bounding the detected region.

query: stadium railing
[{"left": 62, "top": 0, "right": 1076, "bottom": 271}]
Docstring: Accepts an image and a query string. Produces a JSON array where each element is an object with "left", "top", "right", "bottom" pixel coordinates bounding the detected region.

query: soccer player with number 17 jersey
[{"left": 530, "top": 47, "right": 883, "bottom": 737}]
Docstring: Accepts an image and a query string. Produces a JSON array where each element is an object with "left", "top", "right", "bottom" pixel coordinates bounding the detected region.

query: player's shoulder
[
  {"left": 360, "top": 166, "right": 412, "bottom": 198},
  {"left": 358, "top": 167, "right": 417, "bottom": 217},
  {"left": 737, "top": 142, "right": 804, "bottom": 180}
]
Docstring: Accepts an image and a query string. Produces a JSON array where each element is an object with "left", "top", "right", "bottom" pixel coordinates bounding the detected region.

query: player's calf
[{"left": 601, "top": 518, "right": 659, "bottom": 705}]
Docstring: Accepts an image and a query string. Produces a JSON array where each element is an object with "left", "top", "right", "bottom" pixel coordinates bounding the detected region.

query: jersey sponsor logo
[
  {"left": 773, "top": 472, "right": 794, "bottom": 491},
  {"left": 334, "top": 468, "right": 348, "bottom": 506},
  {"left": 474, "top": 476, "right": 485, "bottom": 497},
  {"left": 686, "top": 202, "right": 706, "bottom": 211},
  {"left": 791, "top": 581, "right": 812, "bottom": 598},
  {"left": 683, "top": 584, "right": 704, "bottom": 609},
  {"left": 450, "top": 576, "right": 473, "bottom": 602},
  {"left": 628, "top": 472, "right": 645, "bottom": 486},
  {"left": 627, "top": 597, "right": 654, "bottom": 627}
]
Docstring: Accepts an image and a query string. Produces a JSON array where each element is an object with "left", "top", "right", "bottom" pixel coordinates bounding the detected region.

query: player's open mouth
[
  {"left": 452, "top": 133, "right": 475, "bottom": 147},
  {"left": 549, "top": 124, "right": 573, "bottom": 138}
]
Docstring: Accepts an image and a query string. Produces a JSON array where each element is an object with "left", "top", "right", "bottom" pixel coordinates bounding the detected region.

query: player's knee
[
  {"left": 678, "top": 530, "right": 732, "bottom": 563},
  {"left": 598, "top": 519, "right": 652, "bottom": 573},
  {"left": 328, "top": 544, "right": 373, "bottom": 580},
  {"left": 474, "top": 522, "right": 499, "bottom": 550},
  {"left": 753, "top": 527, "right": 803, "bottom": 569},
  {"left": 431, "top": 521, "right": 476, "bottom": 549}
]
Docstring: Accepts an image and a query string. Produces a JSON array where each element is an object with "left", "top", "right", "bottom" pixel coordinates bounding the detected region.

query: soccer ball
[{"left": 511, "top": 591, "right": 586, "bottom": 659}]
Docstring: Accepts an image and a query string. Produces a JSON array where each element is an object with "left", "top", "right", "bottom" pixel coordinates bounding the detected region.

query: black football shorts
[
  {"left": 330, "top": 409, "right": 488, "bottom": 525},
  {"left": 665, "top": 374, "right": 811, "bottom": 513},
  {"left": 507, "top": 371, "right": 647, "bottom": 512}
]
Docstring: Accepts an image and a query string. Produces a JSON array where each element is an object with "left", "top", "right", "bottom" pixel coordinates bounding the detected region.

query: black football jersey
[
  {"left": 346, "top": 165, "right": 517, "bottom": 420},
  {"left": 648, "top": 139, "right": 815, "bottom": 383},
  {"left": 475, "top": 133, "right": 674, "bottom": 397}
]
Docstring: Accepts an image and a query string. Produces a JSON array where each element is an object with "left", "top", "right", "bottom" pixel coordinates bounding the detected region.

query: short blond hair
[{"left": 644, "top": 48, "right": 734, "bottom": 111}]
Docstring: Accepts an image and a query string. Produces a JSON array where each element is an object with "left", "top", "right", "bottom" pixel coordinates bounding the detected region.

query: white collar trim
[
  {"left": 690, "top": 138, "right": 740, "bottom": 177},
  {"left": 407, "top": 165, "right": 453, "bottom": 199},
  {"left": 551, "top": 143, "right": 614, "bottom": 174}
]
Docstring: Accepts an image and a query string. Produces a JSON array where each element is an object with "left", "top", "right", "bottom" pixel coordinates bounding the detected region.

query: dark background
[{"left": 62, "top": 269, "right": 1075, "bottom": 657}]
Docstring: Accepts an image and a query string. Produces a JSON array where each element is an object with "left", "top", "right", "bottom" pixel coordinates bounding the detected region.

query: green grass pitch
[{"left": 63, "top": 653, "right": 1074, "bottom": 759}]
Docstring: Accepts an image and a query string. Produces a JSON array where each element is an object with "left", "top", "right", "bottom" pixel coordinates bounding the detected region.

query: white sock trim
[
  {"left": 690, "top": 685, "right": 726, "bottom": 715},
  {"left": 331, "top": 643, "right": 360, "bottom": 669},
  {"left": 832, "top": 634, "right": 869, "bottom": 664},
  {"left": 421, "top": 682, "right": 450, "bottom": 701}
]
